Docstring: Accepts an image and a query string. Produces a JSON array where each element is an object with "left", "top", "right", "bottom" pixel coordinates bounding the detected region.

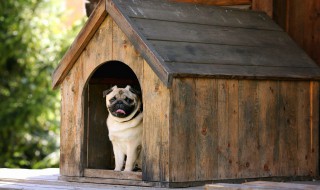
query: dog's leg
[
  {"left": 113, "top": 143, "right": 125, "bottom": 171},
  {"left": 124, "top": 144, "right": 139, "bottom": 172}
]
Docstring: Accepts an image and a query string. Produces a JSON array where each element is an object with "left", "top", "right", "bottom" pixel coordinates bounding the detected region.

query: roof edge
[
  {"left": 106, "top": 0, "right": 173, "bottom": 88},
  {"left": 52, "top": 0, "right": 107, "bottom": 89}
]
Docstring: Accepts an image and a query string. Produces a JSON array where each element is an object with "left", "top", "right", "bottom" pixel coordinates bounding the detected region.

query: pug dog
[{"left": 103, "top": 85, "right": 142, "bottom": 172}]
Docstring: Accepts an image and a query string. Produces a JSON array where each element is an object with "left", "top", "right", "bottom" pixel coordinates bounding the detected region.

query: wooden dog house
[{"left": 52, "top": 0, "right": 320, "bottom": 187}]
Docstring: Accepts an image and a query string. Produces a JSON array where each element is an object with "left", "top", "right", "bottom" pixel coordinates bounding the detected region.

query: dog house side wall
[
  {"left": 60, "top": 15, "right": 170, "bottom": 181},
  {"left": 169, "top": 78, "right": 319, "bottom": 184}
]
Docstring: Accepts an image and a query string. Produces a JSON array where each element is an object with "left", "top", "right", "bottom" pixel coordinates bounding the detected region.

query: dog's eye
[
  {"left": 109, "top": 97, "right": 116, "bottom": 103},
  {"left": 125, "top": 97, "right": 133, "bottom": 104}
]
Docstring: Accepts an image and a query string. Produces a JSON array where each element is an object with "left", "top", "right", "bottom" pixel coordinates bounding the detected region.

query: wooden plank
[
  {"left": 84, "top": 169, "right": 142, "bottom": 180},
  {"left": 217, "top": 79, "right": 239, "bottom": 179},
  {"left": 170, "top": 0, "right": 251, "bottom": 6},
  {"left": 81, "top": 16, "right": 113, "bottom": 81},
  {"left": 252, "top": 0, "right": 273, "bottom": 18},
  {"left": 195, "top": 78, "right": 218, "bottom": 180},
  {"left": 106, "top": 0, "right": 172, "bottom": 87},
  {"left": 60, "top": 50, "right": 90, "bottom": 177},
  {"left": 274, "top": 0, "right": 320, "bottom": 66},
  {"left": 87, "top": 84, "right": 114, "bottom": 169},
  {"left": 222, "top": 5, "right": 251, "bottom": 9},
  {"left": 278, "top": 81, "right": 299, "bottom": 176},
  {"left": 52, "top": 0, "right": 107, "bottom": 89},
  {"left": 310, "top": 81, "right": 319, "bottom": 176},
  {"left": 133, "top": 18, "right": 292, "bottom": 48},
  {"left": 170, "top": 78, "right": 196, "bottom": 182},
  {"left": 257, "top": 81, "right": 279, "bottom": 177},
  {"left": 285, "top": 0, "right": 320, "bottom": 66},
  {"left": 151, "top": 41, "right": 317, "bottom": 68},
  {"left": 273, "top": 0, "right": 288, "bottom": 31},
  {"left": 237, "top": 80, "right": 260, "bottom": 178},
  {"left": 142, "top": 61, "right": 170, "bottom": 182},
  {"left": 115, "top": 0, "right": 281, "bottom": 31},
  {"left": 296, "top": 82, "right": 312, "bottom": 176},
  {"left": 111, "top": 19, "right": 144, "bottom": 84},
  {"left": 167, "top": 62, "right": 320, "bottom": 80},
  {"left": 60, "top": 176, "right": 154, "bottom": 187}
]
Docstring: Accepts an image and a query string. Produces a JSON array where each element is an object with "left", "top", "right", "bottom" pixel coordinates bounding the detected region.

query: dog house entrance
[{"left": 83, "top": 61, "right": 142, "bottom": 180}]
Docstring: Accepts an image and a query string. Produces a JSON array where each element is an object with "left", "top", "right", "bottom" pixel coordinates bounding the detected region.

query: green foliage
[{"left": 0, "top": 0, "right": 84, "bottom": 168}]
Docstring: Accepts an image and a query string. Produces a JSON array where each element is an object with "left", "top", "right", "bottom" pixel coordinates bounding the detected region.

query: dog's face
[{"left": 103, "top": 85, "right": 141, "bottom": 119}]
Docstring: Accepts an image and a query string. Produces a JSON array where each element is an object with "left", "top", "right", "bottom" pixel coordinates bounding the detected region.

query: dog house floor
[{"left": 0, "top": 168, "right": 319, "bottom": 190}]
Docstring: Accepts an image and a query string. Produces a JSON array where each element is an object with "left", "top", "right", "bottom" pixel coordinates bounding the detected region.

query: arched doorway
[{"left": 83, "top": 61, "right": 141, "bottom": 170}]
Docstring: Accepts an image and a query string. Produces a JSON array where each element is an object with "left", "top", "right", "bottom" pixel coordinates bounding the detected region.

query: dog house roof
[{"left": 52, "top": 0, "right": 320, "bottom": 88}]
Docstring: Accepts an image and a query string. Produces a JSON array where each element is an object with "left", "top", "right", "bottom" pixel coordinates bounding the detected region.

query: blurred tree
[{"left": 0, "top": 0, "right": 84, "bottom": 168}]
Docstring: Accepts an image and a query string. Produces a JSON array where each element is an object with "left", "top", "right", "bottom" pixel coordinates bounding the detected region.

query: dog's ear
[
  {"left": 127, "top": 85, "right": 141, "bottom": 96},
  {"left": 103, "top": 85, "right": 117, "bottom": 97}
]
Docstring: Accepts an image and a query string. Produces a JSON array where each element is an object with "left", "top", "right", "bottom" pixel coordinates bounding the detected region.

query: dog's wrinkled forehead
[{"left": 103, "top": 85, "right": 137, "bottom": 99}]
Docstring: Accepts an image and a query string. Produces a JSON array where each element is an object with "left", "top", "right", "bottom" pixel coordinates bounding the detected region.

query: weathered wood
[
  {"left": 52, "top": 0, "right": 107, "bottom": 89},
  {"left": 195, "top": 78, "right": 218, "bottom": 180},
  {"left": 151, "top": 41, "right": 317, "bottom": 68},
  {"left": 60, "top": 56, "right": 86, "bottom": 177},
  {"left": 116, "top": 0, "right": 280, "bottom": 31},
  {"left": 106, "top": 0, "right": 172, "bottom": 87},
  {"left": 84, "top": 169, "right": 142, "bottom": 180},
  {"left": 278, "top": 82, "right": 299, "bottom": 176},
  {"left": 273, "top": 0, "right": 320, "bottom": 66},
  {"left": 111, "top": 20, "right": 144, "bottom": 86},
  {"left": 87, "top": 84, "right": 114, "bottom": 169},
  {"left": 217, "top": 79, "right": 239, "bottom": 179},
  {"left": 133, "top": 18, "right": 292, "bottom": 47},
  {"left": 170, "top": 0, "right": 251, "bottom": 6},
  {"left": 170, "top": 78, "right": 197, "bottom": 182},
  {"left": 60, "top": 176, "right": 154, "bottom": 187},
  {"left": 310, "top": 81, "right": 320, "bottom": 176},
  {"left": 252, "top": 0, "right": 273, "bottom": 18},
  {"left": 81, "top": 16, "right": 113, "bottom": 82},
  {"left": 237, "top": 80, "right": 260, "bottom": 178},
  {"left": 167, "top": 62, "right": 320, "bottom": 80},
  {"left": 257, "top": 81, "right": 279, "bottom": 177},
  {"left": 142, "top": 61, "right": 170, "bottom": 183}
]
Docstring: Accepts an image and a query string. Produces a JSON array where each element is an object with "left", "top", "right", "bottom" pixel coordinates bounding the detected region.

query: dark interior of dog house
[{"left": 83, "top": 61, "right": 141, "bottom": 170}]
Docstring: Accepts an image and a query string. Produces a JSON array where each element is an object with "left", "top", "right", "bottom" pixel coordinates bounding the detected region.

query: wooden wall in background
[{"left": 274, "top": 0, "right": 320, "bottom": 65}]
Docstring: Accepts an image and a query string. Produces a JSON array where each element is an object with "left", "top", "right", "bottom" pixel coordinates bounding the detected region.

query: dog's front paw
[
  {"left": 123, "top": 167, "right": 133, "bottom": 172},
  {"left": 114, "top": 168, "right": 122, "bottom": 172}
]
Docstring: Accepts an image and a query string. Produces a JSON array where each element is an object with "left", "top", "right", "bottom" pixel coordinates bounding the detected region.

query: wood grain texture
[
  {"left": 195, "top": 78, "right": 218, "bottom": 180},
  {"left": 87, "top": 84, "right": 114, "bottom": 169},
  {"left": 60, "top": 175, "right": 153, "bottom": 187},
  {"left": 310, "top": 81, "right": 319, "bottom": 176},
  {"left": 106, "top": 0, "right": 172, "bottom": 87},
  {"left": 167, "top": 78, "right": 319, "bottom": 183},
  {"left": 252, "top": 0, "right": 273, "bottom": 18},
  {"left": 60, "top": 52, "right": 87, "bottom": 177},
  {"left": 278, "top": 81, "right": 299, "bottom": 176},
  {"left": 217, "top": 79, "right": 239, "bottom": 179},
  {"left": 238, "top": 80, "right": 260, "bottom": 178},
  {"left": 52, "top": 0, "right": 107, "bottom": 89},
  {"left": 296, "top": 82, "right": 312, "bottom": 176},
  {"left": 151, "top": 41, "right": 317, "bottom": 68},
  {"left": 166, "top": 62, "right": 320, "bottom": 80},
  {"left": 142, "top": 61, "right": 170, "bottom": 183},
  {"left": 170, "top": 0, "right": 251, "bottom": 6},
  {"left": 170, "top": 78, "right": 197, "bottom": 182},
  {"left": 133, "top": 18, "right": 291, "bottom": 47},
  {"left": 273, "top": 0, "right": 320, "bottom": 66},
  {"left": 257, "top": 81, "right": 279, "bottom": 177},
  {"left": 117, "top": 0, "right": 279, "bottom": 31},
  {"left": 84, "top": 169, "right": 142, "bottom": 180}
]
